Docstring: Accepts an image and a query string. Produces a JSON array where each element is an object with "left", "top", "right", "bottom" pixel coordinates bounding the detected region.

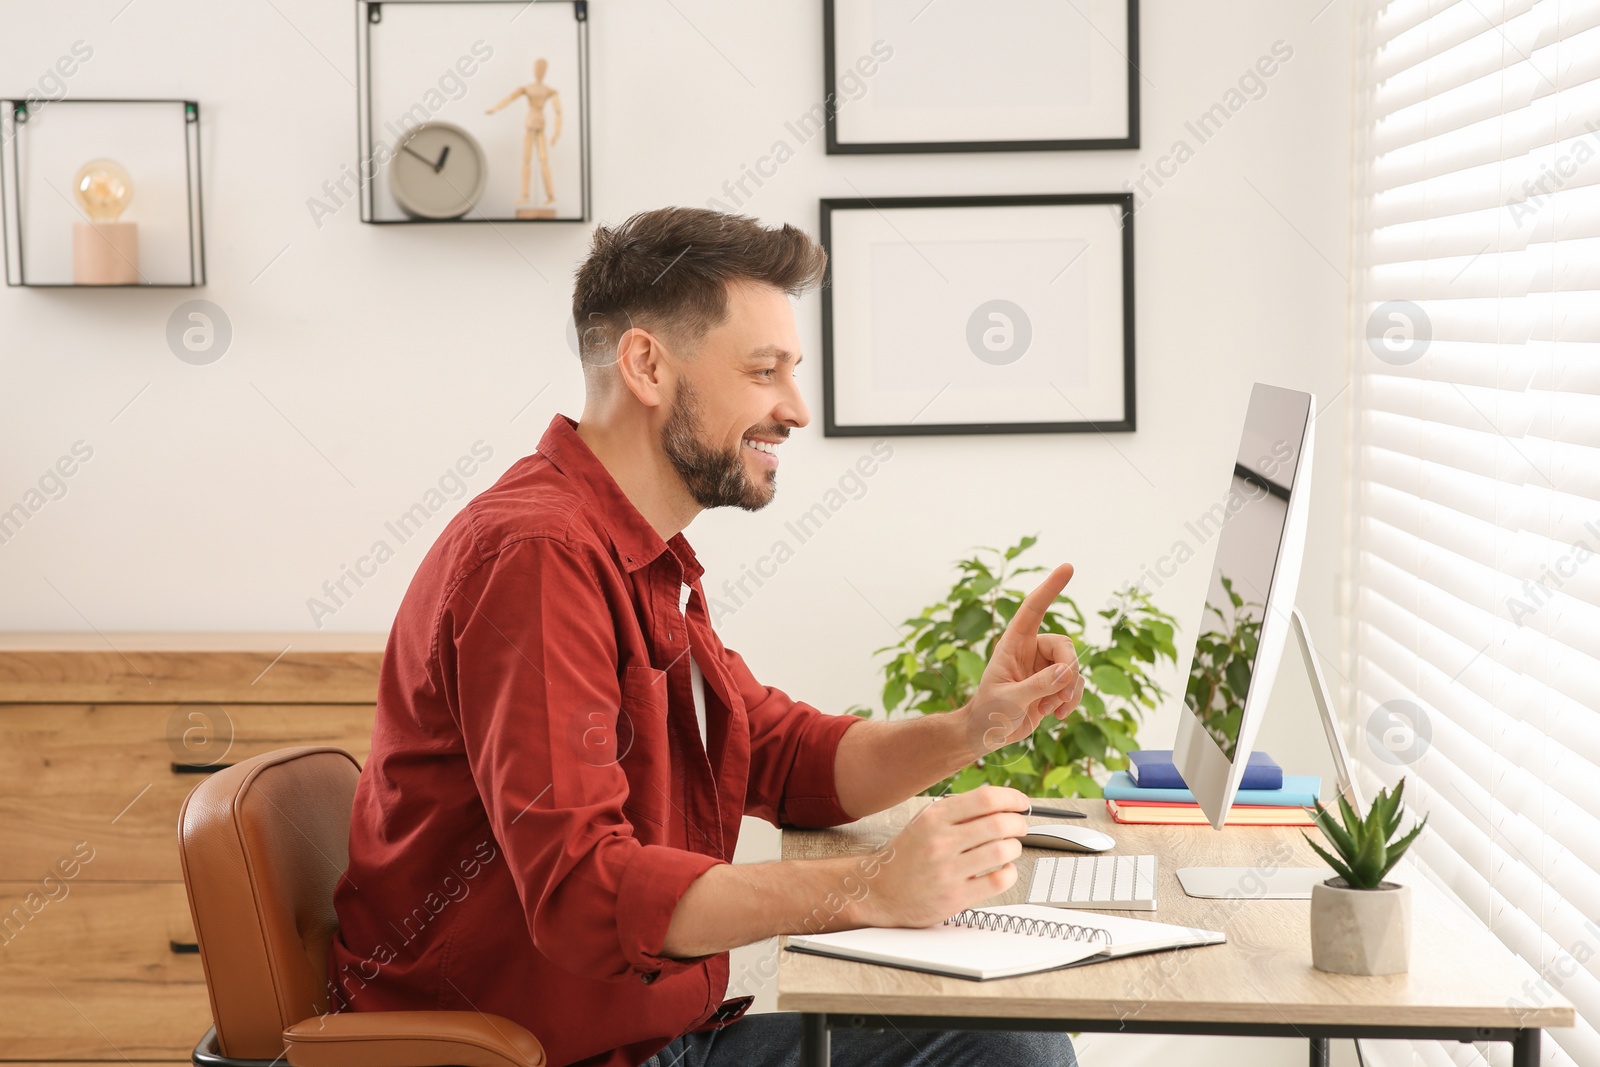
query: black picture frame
[
  {"left": 823, "top": 0, "right": 1139, "bottom": 154},
  {"left": 1, "top": 98, "right": 206, "bottom": 288},
  {"left": 355, "top": 0, "right": 591, "bottom": 224},
  {"left": 819, "top": 193, "right": 1136, "bottom": 438}
]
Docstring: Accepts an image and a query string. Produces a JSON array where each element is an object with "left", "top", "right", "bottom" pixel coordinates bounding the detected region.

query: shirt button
[{"left": 640, "top": 971, "right": 657, "bottom": 984}]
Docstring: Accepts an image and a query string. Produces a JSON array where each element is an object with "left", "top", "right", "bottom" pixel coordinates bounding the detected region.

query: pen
[
  {"left": 1026, "top": 803, "right": 1088, "bottom": 820},
  {"left": 925, "top": 796, "right": 1089, "bottom": 819}
]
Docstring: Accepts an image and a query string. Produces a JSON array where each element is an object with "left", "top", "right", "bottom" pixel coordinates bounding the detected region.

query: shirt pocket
[{"left": 619, "top": 664, "right": 670, "bottom": 832}]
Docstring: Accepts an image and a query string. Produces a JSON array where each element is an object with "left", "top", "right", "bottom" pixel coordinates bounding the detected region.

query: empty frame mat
[
  {"left": 821, "top": 196, "right": 1134, "bottom": 436},
  {"left": 826, "top": 0, "right": 1137, "bottom": 152}
]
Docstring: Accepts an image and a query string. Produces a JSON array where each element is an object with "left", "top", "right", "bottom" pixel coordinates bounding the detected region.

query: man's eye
[{"left": 756, "top": 368, "right": 776, "bottom": 379}]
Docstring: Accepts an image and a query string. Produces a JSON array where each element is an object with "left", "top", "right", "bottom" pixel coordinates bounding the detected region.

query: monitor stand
[{"left": 1176, "top": 606, "right": 1363, "bottom": 900}]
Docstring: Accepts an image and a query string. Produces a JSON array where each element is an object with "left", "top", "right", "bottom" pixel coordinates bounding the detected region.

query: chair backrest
[{"left": 178, "top": 746, "right": 360, "bottom": 1060}]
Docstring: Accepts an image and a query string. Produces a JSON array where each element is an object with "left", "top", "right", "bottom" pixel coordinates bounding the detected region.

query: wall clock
[{"left": 388, "top": 121, "right": 487, "bottom": 220}]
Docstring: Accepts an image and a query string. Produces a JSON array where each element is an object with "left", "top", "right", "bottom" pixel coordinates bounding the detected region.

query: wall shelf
[
  {"left": 355, "top": 0, "right": 591, "bottom": 224},
  {"left": 1, "top": 98, "right": 206, "bottom": 288}
]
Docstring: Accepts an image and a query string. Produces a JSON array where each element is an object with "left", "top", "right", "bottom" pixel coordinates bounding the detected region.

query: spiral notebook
[{"left": 785, "top": 904, "right": 1225, "bottom": 981}]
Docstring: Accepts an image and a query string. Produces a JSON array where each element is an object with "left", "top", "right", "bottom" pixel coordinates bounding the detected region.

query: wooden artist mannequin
[{"left": 486, "top": 58, "right": 562, "bottom": 213}]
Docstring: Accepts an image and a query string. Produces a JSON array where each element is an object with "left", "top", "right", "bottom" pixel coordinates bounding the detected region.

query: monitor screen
[{"left": 1180, "top": 385, "right": 1312, "bottom": 768}]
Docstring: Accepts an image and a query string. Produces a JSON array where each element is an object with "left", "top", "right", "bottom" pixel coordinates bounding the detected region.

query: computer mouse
[{"left": 1020, "top": 825, "right": 1117, "bottom": 853}]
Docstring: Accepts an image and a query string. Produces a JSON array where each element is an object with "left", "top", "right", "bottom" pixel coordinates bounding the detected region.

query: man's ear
[{"left": 614, "top": 326, "right": 670, "bottom": 410}]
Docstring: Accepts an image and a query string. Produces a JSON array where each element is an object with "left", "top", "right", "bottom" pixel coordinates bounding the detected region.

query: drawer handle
[
  {"left": 171, "top": 762, "right": 235, "bottom": 775},
  {"left": 170, "top": 940, "right": 201, "bottom": 954}
]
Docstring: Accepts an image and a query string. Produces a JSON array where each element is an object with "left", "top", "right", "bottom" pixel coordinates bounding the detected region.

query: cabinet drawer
[
  {"left": 0, "top": 881, "right": 209, "bottom": 1060},
  {"left": 0, "top": 704, "right": 374, "bottom": 881}
]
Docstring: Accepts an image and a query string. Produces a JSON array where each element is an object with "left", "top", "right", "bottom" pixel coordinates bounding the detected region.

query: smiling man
[{"left": 330, "top": 208, "right": 1084, "bottom": 1067}]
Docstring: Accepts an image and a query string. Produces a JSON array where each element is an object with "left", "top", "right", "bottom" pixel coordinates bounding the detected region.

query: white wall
[{"left": 0, "top": 2, "right": 1354, "bottom": 1062}]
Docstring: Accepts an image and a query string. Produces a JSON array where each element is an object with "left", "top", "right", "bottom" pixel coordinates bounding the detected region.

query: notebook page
[
  {"left": 981, "top": 904, "right": 1225, "bottom": 956},
  {"left": 787, "top": 918, "right": 1105, "bottom": 979}
]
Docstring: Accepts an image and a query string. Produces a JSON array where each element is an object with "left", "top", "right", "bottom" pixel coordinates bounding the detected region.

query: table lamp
[{"left": 71, "top": 158, "right": 140, "bottom": 285}]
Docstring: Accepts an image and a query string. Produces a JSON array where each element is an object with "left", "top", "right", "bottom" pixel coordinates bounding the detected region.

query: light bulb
[{"left": 74, "top": 159, "right": 134, "bottom": 222}]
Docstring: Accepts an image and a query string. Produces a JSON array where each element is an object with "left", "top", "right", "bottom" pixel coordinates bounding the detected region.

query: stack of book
[{"left": 1103, "top": 750, "right": 1318, "bottom": 826}]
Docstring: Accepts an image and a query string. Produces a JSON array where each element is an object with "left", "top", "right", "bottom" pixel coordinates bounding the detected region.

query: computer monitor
[{"left": 1172, "top": 383, "right": 1316, "bottom": 830}]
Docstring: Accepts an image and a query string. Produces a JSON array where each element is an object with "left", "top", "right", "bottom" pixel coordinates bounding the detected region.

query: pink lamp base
[{"left": 72, "top": 221, "right": 140, "bottom": 285}]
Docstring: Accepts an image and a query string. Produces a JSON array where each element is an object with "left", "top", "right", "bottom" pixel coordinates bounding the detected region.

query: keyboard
[{"left": 1027, "top": 854, "right": 1158, "bottom": 911}]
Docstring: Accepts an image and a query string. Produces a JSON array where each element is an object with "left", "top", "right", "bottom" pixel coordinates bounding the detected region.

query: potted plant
[
  {"left": 849, "top": 536, "right": 1179, "bottom": 798},
  {"left": 1303, "top": 779, "right": 1428, "bottom": 975}
]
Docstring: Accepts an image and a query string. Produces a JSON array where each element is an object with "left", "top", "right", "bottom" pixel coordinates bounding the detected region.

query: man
[{"left": 330, "top": 207, "right": 1085, "bottom": 1067}]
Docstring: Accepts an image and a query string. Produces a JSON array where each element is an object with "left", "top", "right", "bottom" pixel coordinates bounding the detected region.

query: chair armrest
[{"left": 283, "top": 1012, "right": 545, "bottom": 1067}]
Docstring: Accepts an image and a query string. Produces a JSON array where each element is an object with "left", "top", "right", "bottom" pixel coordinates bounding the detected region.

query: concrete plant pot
[{"left": 1310, "top": 878, "right": 1411, "bottom": 975}]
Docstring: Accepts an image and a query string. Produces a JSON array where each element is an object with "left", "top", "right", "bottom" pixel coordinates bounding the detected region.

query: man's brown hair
[{"left": 570, "top": 207, "right": 827, "bottom": 366}]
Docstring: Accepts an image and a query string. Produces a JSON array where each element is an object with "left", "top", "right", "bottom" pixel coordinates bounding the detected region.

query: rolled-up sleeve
[
  {"left": 721, "top": 647, "right": 862, "bottom": 830},
  {"left": 444, "top": 536, "right": 726, "bottom": 984}
]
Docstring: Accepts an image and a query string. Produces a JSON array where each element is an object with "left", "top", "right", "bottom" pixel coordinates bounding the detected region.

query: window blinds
[{"left": 1350, "top": 1, "right": 1600, "bottom": 1065}]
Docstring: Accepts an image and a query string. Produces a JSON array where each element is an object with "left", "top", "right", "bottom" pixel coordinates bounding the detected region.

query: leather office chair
[{"left": 178, "top": 746, "right": 545, "bottom": 1067}]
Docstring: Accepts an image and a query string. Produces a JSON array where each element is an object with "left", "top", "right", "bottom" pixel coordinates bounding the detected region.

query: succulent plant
[{"left": 1304, "top": 778, "right": 1428, "bottom": 890}]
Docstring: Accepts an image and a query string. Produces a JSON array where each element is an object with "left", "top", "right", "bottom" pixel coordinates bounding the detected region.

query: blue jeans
[{"left": 640, "top": 1011, "right": 1077, "bottom": 1067}]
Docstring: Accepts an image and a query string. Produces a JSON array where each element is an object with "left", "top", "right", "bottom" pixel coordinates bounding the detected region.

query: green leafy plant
[
  {"left": 848, "top": 536, "right": 1179, "bottom": 799},
  {"left": 1182, "top": 575, "right": 1262, "bottom": 761},
  {"left": 1303, "top": 779, "right": 1428, "bottom": 889}
]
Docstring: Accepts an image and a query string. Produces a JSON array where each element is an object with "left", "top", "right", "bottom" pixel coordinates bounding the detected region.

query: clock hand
[
  {"left": 433, "top": 145, "right": 451, "bottom": 173},
  {"left": 400, "top": 144, "right": 436, "bottom": 168}
]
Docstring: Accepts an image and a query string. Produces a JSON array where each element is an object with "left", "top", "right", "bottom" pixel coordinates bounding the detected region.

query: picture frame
[
  {"left": 819, "top": 194, "right": 1135, "bottom": 437},
  {"left": 355, "top": 0, "right": 591, "bottom": 224},
  {"left": 823, "top": 0, "right": 1139, "bottom": 154}
]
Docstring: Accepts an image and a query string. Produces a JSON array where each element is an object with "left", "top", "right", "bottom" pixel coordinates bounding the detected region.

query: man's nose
[{"left": 777, "top": 380, "right": 810, "bottom": 430}]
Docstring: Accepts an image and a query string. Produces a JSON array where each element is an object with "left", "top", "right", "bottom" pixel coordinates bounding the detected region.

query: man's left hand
[{"left": 962, "top": 562, "right": 1085, "bottom": 758}]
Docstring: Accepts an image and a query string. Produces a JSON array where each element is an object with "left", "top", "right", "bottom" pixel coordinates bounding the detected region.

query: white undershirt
[{"left": 678, "top": 583, "right": 707, "bottom": 749}]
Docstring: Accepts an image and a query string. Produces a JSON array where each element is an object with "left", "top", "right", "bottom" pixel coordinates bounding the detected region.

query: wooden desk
[{"left": 778, "top": 797, "right": 1572, "bottom": 1067}]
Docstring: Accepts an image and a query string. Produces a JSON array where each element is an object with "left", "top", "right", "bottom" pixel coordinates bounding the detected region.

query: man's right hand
[
  {"left": 853, "top": 786, "right": 1033, "bottom": 929},
  {"left": 663, "top": 786, "right": 1033, "bottom": 956}
]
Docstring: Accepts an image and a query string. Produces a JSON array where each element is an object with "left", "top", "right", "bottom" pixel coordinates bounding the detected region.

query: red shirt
[{"left": 329, "top": 414, "right": 861, "bottom": 1067}]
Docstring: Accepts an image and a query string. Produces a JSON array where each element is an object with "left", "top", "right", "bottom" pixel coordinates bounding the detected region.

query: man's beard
[{"left": 660, "top": 378, "right": 779, "bottom": 512}]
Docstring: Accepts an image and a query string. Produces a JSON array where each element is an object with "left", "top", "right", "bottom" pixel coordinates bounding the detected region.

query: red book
[{"left": 1106, "top": 798, "right": 1314, "bottom": 826}]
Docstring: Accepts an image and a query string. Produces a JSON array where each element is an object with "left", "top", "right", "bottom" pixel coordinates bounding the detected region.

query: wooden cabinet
[{"left": 0, "top": 633, "right": 384, "bottom": 1062}]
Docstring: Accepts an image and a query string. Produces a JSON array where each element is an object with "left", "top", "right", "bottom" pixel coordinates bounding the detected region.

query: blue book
[
  {"left": 1128, "top": 749, "right": 1283, "bottom": 791},
  {"left": 1103, "top": 770, "right": 1320, "bottom": 808}
]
